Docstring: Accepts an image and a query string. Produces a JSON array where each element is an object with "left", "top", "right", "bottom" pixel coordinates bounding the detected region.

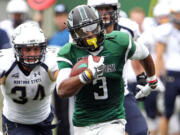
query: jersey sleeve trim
[
  {"left": 118, "top": 25, "right": 134, "bottom": 38},
  {"left": 40, "top": 63, "right": 48, "bottom": 72},
  {"left": 5, "top": 62, "right": 17, "bottom": 78},
  {"left": 57, "top": 57, "right": 73, "bottom": 66},
  {"left": 124, "top": 35, "right": 132, "bottom": 62}
]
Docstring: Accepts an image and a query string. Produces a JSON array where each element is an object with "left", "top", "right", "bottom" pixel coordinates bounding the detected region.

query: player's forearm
[
  {"left": 139, "top": 54, "right": 156, "bottom": 77},
  {"left": 57, "top": 76, "right": 84, "bottom": 98},
  {"left": 131, "top": 60, "right": 144, "bottom": 75},
  {"left": 155, "top": 56, "right": 164, "bottom": 77},
  {"left": 155, "top": 42, "right": 166, "bottom": 77}
]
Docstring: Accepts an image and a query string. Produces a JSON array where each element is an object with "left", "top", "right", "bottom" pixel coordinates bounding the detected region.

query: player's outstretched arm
[
  {"left": 136, "top": 54, "right": 160, "bottom": 99},
  {"left": 130, "top": 39, "right": 164, "bottom": 99},
  {"left": 56, "top": 68, "right": 85, "bottom": 98},
  {"left": 56, "top": 55, "right": 104, "bottom": 98}
]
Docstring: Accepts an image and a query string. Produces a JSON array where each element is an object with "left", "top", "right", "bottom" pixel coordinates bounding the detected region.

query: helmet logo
[{"left": 79, "top": 6, "right": 88, "bottom": 21}]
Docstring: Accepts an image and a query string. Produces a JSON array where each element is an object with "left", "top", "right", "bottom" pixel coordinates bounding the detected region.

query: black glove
[{"left": 135, "top": 72, "right": 147, "bottom": 101}]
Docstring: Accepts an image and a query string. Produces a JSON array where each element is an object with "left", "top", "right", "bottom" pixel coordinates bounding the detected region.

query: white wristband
[{"left": 147, "top": 75, "right": 157, "bottom": 82}]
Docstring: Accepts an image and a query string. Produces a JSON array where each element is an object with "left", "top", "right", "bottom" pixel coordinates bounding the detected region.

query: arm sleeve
[
  {"left": 57, "top": 44, "right": 73, "bottom": 69},
  {"left": 124, "top": 36, "right": 136, "bottom": 62},
  {"left": 56, "top": 68, "right": 72, "bottom": 92},
  {"left": 127, "top": 38, "right": 136, "bottom": 58},
  {"left": 130, "top": 38, "right": 149, "bottom": 60}
]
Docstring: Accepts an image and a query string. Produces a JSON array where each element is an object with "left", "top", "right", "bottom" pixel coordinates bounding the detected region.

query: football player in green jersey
[
  {"left": 56, "top": 5, "right": 159, "bottom": 135},
  {"left": 87, "top": 0, "right": 150, "bottom": 135}
]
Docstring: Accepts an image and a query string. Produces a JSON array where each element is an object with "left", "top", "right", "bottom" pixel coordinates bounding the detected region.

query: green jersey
[{"left": 57, "top": 31, "right": 136, "bottom": 127}]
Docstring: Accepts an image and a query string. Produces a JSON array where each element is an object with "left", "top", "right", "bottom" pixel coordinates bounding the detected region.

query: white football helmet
[
  {"left": 170, "top": 0, "right": 180, "bottom": 13},
  {"left": 6, "top": 0, "right": 29, "bottom": 13},
  {"left": 153, "top": 2, "right": 170, "bottom": 17},
  {"left": 153, "top": 2, "right": 170, "bottom": 24},
  {"left": 170, "top": 0, "right": 180, "bottom": 25},
  {"left": 87, "top": 0, "right": 120, "bottom": 27},
  {"left": 12, "top": 22, "right": 47, "bottom": 68},
  {"left": 87, "top": 0, "right": 120, "bottom": 9}
]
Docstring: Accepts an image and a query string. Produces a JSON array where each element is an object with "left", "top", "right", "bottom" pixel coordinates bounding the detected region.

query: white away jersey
[
  {"left": 118, "top": 17, "right": 140, "bottom": 40},
  {"left": 0, "top": 48, "right": 58, "bottom": 124},
  {"left": 117, "top": 17, "right": 141, "bottom": 95},
  {"left": 154, "top": 23, "right": 180, "bottom": 71}
]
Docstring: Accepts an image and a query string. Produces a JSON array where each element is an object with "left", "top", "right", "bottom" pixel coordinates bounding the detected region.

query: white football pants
[{"left": 74, "top": 119, "right": 126, "bottom": 135}]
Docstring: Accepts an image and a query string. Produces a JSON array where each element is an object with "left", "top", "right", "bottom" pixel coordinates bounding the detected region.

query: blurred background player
[
  {"left": 0, "top": 0, "right": 38, "bottom": 44},
  {"left": 143, "top": 3, "right": 171, "bottom": 135},
  {"left": 129, "top": 7, "right": 146, "bottom": 33},
  {"left": 129, "top": 4, "right": 167, "bottom": 135},
  {"left": 130, "top": 1, "right": 180, "bottom": 135},
  {"left": 48, "top": 4, "right": 70, "bottom": 47},
  {"left": 155, "top": 0, "right": 180, "bottom": 135}
]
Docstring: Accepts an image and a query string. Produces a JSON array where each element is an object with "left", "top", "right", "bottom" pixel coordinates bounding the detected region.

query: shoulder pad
[
  {"left": 106, "top": 31, "right": 130, "bottom": 45},
  {"left": 118, "top": 18, "right": 140, "bottom": 39},
  {"left": 118, "top": 18, "right": 139, "bottom": 32},
  {"left": 58, "top": 43, "right": 73, "bottom": 56},
  {"left": 153, "top": 23, "right": 172, "bottom": 42},
  {"left": 0, "top": 48, "right": 15, "bottom": 77}
]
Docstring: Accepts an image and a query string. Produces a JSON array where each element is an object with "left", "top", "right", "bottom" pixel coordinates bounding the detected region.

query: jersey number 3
[
  {"left": 93, "top": 76, "right": 108, "bottom": 100},
  {"left": 11, "top": 85, "right": 45, "bottom": 104}
]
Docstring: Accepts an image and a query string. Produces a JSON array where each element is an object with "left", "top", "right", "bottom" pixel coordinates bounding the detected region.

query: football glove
[
  {"left": 135, "top": 72, "right": 147, "bottom": 101},
  {"left": 79, "top": 55, "right": 104, "bottom": 84},
  {"left": 88, "top": 55, "right": 104, "bottom": 78},
  {"left": 135, "top": 75, "right": 160, "bottom": 99}
]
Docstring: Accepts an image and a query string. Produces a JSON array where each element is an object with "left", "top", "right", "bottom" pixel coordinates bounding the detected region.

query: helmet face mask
[
  {"left": 171, "top": 12, "right": 180, "bottom": 26},
  {"left": 12, "top": 22, "right": 47, "bottom": 69},
  {"left": 96, "top": 6, "right": 118, "bottom": 27},
  {"left": 87, "top": 0, "right": 120, "bottom": 27},
  {"left": 75, "top": 23, "right": 100, "bottom": 38},
  {"left": 14, "top": 43, "right": 46, "bottom": 69},
  {"left": 67, "top": 5, "right": 104, "bottom": 52}
]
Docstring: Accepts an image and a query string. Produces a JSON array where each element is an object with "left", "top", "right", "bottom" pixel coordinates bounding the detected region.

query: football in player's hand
[{"left": 70, "top": 56, "right": 101, "bottom": 77}]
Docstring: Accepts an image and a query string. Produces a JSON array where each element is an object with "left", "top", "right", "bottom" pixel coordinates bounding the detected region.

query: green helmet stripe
[{"left": 78, "top": 6, "right": 88, "bottom": 20}]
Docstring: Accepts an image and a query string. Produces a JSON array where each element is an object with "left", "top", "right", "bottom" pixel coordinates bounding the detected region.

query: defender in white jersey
[
  {"left": 156, "top": 1, "right": 180, "bottom": 134},
  {"left": 0, "top": 22, "right": 59, "bottom": 135}
]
